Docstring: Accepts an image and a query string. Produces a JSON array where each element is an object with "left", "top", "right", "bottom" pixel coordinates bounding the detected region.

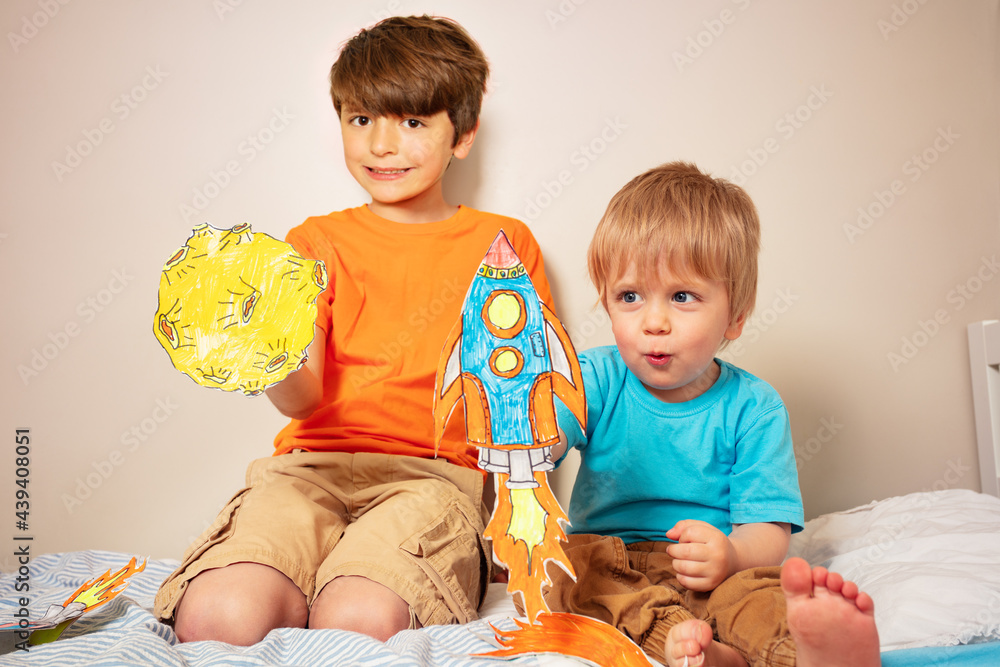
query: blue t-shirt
[{"left": 556, "top": 346, "right": 804, "bottom": 543}]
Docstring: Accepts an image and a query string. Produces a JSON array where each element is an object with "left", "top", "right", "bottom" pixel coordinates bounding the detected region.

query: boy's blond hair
[
  {"left": 329, "top": 15, "right": 488, "bottom": 146},
  {"left": 588, "top": 161, "right": 760, "bottom": 325}
]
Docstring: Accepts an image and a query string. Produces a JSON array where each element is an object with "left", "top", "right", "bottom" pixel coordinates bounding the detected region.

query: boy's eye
[
  {"left": 620, "top": 291, "right": 639, "bottom": 304},
  {"left": 404, "top": 118, "right": 424, "bottom": 129},
  {"left": 673, "top": 292, "right": 696, "bottom": 304},
  {"left": 350, "top": 115, "right": 371, "bottom": 127}
]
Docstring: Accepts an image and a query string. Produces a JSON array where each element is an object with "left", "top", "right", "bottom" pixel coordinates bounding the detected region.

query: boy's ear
[
  {"left": 724, "top": 312, "right": 747, "bottom": 341},
  {"left": 452, "top": 121, "right": 479, "bottom": 160}
]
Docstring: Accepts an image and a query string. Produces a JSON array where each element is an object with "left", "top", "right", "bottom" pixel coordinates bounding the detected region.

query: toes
[
  {"left": 666, "top": 619, "right": 712, "bottom": 666},
  {"left": 696, "top": 620, "right": 714, "bottom": 647},
  {"left": 678, "top": 650, "right": 704, "bottom": 667},
  {"left": 670, "top": 619, "right": 698, "bottom": 643},
  {"left": 824, "top": 570, "right": 844, "bottom": 595},
  {"left": 811, "top": 566, "right": 829, "bottom": 590},
  {"left": 840, "top": 579, "right": 859, "bottom": 600},
  {"left": 780, "top": 557, "right": 814, "bottom": 598},
  {"left": 677, "top": 638, "right": 701, "bottom": 655},
  {"left": 855, "top": 591, "right": 876, "bottom": 615},
  {"left": 668, "top": 637, "right": 703, "bottom": 667},
  {"left": 676, "top": 619, "right": 713, "bottom": 647}
]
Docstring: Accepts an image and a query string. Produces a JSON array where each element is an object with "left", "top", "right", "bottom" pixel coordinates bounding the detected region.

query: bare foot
[
  {"left": 665, "top": 619, "right": 747, "bottom": 667},
  {"left": 781, "top": 557, "right": 881, "bottom": 667}
]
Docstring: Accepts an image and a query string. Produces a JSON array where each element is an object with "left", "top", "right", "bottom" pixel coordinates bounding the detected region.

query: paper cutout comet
[
  {"left": 478, "top": 612, "right": 657, "bottom": 666},
  {"left": 433, "top": 231, "right": 587, "bottom": 621},
  {"left": 153, "top": 223, "right": 327, "bottom": 395},
  {"left": 0, "top": 557, "right": 146, "bottom": 646}
]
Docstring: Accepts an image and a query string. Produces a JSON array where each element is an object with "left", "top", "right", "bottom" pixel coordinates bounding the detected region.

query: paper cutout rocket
[
  {"left": 433, "top": 230, "right": 587, "bottom": 620},
  {"left": 433, "top": 231, "right": 587, "bottom": 488},
  {"left": 439, "top": 234, "right": 657, "bottom": 663}
]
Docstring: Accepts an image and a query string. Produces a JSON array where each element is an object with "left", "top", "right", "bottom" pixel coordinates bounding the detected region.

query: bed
[{"left": 3, "top": 320, "right": 1000, "bottom": 666}]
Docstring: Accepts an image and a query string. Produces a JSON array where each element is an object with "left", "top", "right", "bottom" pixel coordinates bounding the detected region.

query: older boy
[
  {"left": 154, "top": 15, "right": 553, "bottom": 645},
  {"left": 548, "top": 162, "right": 880, "bottom": 666}
]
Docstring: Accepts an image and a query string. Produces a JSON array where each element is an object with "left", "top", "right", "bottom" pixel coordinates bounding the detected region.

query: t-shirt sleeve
[
  {"left": 553, "top": 349, "right": 605, "bottom": 464},
  {"left": 554, "top": 397, "right": 587, "bottom": 460},
  {"left": 729, "top": 401, "right": 805, "bottom": 533}
]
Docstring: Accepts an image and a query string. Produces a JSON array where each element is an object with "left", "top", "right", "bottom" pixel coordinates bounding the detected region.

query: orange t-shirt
[{"left": 273, "top": 205, "right": 553, "bottom": 470}]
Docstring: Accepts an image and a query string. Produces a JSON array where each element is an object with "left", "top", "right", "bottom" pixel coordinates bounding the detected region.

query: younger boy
[
  {"left": 154, "top": 15, "right": 553, "bottom": 645},
  {"left": 548, "top": 162, "right": 880, "bottom": 666}
]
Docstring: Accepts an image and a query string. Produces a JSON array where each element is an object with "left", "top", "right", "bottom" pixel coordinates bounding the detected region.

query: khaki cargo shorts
[
  {"left": 154, "top": 451, "right": 491, "bottom": 628},
  {"left": 541, "top": 534, "right": 795, "bottom": 667}
]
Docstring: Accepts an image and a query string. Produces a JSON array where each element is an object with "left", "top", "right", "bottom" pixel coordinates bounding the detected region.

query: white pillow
[{"left": 788, "top": 489, "right": 1000, "bottom": 651}]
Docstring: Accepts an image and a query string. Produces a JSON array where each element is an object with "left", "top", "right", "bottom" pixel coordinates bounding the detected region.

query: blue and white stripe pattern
[{"left": 0, "top": 551, "right": 576, "bottom": 666}]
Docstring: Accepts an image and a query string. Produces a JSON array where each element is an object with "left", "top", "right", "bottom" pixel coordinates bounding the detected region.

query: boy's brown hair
[
  {"left": 588, "top": 161, "right": 760, "bottom": 325},
  {"left": 329, "top": 15, "right": 489, "bottom": 146}
]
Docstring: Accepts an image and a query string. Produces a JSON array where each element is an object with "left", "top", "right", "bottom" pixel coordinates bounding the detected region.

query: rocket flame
[
  {"left": 63, "top": 557, "right": 147, "bottom": 613},
  {"left": 488, "top": 471, "right": 574, "bottom": 621},
  {"left": 508, "top": 488, "right": 547, "bottom": 559},
  {"left": 478, "top": 612, "right": 656, "bottom": 666}
]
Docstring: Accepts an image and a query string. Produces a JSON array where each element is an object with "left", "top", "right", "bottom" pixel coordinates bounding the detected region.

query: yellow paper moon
[{"left": 153, "top": 223, "right": 327, "bottom": 395}]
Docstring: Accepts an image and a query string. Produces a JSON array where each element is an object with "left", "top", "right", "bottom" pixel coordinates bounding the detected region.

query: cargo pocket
[
  {"left": 181, "top": 486, "right": 251, "bottom": 563},
  {"left": 152, "top": 486, "right": 251, "bottom": 622},
  {"left": 400, "top": 499, "right": 489, "bottom": 626}
]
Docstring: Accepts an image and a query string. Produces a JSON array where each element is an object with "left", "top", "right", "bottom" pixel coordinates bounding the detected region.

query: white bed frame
[{"left": 968, "top": 320, "right": 1000, "bottom": 497}]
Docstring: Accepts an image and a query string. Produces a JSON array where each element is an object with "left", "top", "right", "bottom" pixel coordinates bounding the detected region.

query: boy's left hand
[{"left": 665, "top": 520, "right": 736, "bottom": 591}]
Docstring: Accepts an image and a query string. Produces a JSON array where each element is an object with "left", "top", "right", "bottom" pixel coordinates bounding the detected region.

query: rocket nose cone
[{"left": 484, "top": 231, "right": 521, "bottom": 269}]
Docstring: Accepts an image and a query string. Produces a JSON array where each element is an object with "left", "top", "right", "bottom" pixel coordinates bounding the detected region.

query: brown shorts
[
  {"left": 154, "top": 452, "right": 491, "bottom": 628},
  {"left": 542, "top": 534, "right": 796, "bottom": 667}
]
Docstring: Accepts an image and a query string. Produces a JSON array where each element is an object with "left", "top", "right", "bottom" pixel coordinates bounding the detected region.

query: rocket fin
[
  {"left": 540, "top": 302, "right": 587, "bottom": 433},
  {"left": 528, "top": 374, "right": 560, "bottom": 445},
  {"left": 461, "top": 373, "right": 492, "bottom": 446},
  {"left": 432, "top": 318, "right": 465, "bottom": 454}
]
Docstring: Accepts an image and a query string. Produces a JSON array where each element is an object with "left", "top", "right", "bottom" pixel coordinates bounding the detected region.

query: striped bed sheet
[
  {"left": 0, "top": 551, "right": 575, "bottom": 666},
  {"left": 4, "top": 489, "right": 1000, "bottom": 665}
]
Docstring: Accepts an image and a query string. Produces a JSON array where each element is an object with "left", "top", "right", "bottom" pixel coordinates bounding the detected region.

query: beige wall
[{"left": 2, "top": 0, "right": 998, "bottom": 565}]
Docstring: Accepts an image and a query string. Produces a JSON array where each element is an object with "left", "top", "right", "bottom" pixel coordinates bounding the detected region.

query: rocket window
[
  {"left": 489, "top": 346, "right": 525, "bottom": 378},
  {"left": 482, "top": 290, "right": 527, "bottom": 339}
]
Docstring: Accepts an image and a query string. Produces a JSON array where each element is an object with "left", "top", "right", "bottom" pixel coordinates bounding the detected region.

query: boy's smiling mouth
[{"left": 366, "top": 166, "right": 410, "bottom": 176}]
